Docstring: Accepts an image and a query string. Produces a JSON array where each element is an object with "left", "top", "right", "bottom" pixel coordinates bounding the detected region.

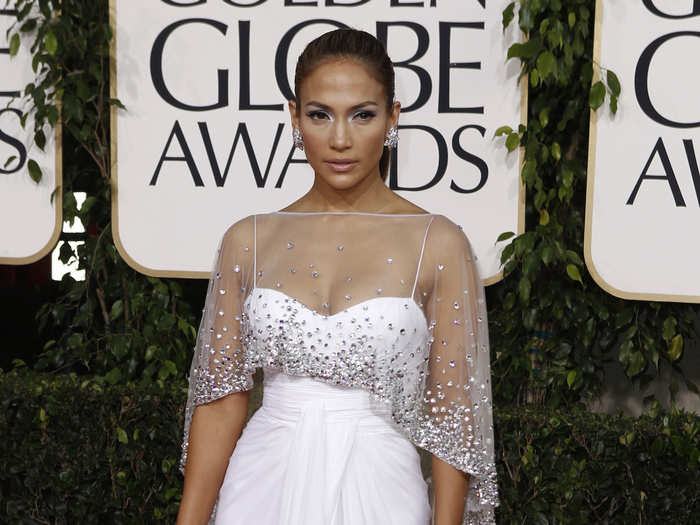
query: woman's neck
[{"left": 286, "top": 172, "right": 408, "bottom": 214}]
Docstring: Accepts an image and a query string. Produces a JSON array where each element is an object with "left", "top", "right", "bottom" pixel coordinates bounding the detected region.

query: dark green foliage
[
  {"left": 4, "top": 0, "right": 202, "bottom": 384},
  {"left": 1, "top": 370, "right": 698, "bottom": 524},
  {"left": 496, "top": 406, "right": 700, "bottom": 524},
  {"left": 0, "top": 370, "right": 186, "bottom": 523},
  {"left": 490, "top": 0, "right": 699, "bottom": 407}
]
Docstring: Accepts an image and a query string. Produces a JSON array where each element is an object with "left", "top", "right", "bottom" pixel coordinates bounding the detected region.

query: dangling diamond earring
[
  {"left": 384, "top": 127, "right": 399, "bottom": 149},
  {"left": 293, "top": 127, "right": 304, "bottom": 151}
]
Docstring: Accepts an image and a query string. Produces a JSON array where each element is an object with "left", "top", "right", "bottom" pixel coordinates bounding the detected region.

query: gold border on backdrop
[
  {"left": 0, "top": 116, "right": 63, "bottom": 266},
  {"left": 583, "top": 0, "right": 700, "bottom": 304},
  {"left": 483, "top": 75, "right": 528, "bottom": 287},
  {"left": 109, "top": 0, "right": 527, "bottom": 284},
  {"left": 109, "top": 0, "right": 198, "bottom": 280}
]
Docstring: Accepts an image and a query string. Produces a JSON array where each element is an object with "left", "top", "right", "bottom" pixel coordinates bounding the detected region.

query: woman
[{"left": 177, "top": 29, "right": 497, "bottom": 525}]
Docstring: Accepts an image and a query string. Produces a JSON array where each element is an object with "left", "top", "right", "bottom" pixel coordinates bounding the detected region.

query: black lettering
[
  {"left": 284, "top": 0, "right": 317, "bottom": 4},
  {"left": 199, "top": 121, "right": 285, "bottom": 187},
  {"left": 376, "top": 22, "right": 431, "bottom": 112},
  {"left": 275, "top": 19, "right": 348, "bottom": 100},
  {"left": 150, "top": 120, "right": 204, "bottom": 186},
  {"left": 160, "top": 0, "right": 206, "bottom": 6},
  {"left": 223, "top": 0, "right": 268, "bottom": 6},
  {"left": 390, "top": 0, "right": 423, "bottom": 5},
  {"left": 150, "top": 18, "right": 229, "bottom": 111},
  {"left": 450, "top": 125, "right": 488, "bottom": 193},
  {"left": 0, "top": 9, "right": 21, "bottom": 98},
  {"left": 238, "top": 21, "right": 283, "bottom": 111},
  {"left": 439, "top": 22, "right": 484, "bottom": 114},
  {"left": 277, "top": 145, "right": 308, "bottom": 187},
  {"left": 635, "top": 31, "right": 700, "bottom": 128},
  {"left": 683, "top": 139, "right": 700, "bottom": 206},
  {"left": 642, "top": 0, "right": 700, "bottom": 19},
  {"left": 389, "top": 125, "right": 447, "bottom": 190},
  {"left": 327, "top": 0, "right": 371, "bottom": 5},
  {"left": 0, "top": 108, "right": 27, "bottom": 174},
  {"left": 626, "top": 137, "right": 686, "bottom": 206}
]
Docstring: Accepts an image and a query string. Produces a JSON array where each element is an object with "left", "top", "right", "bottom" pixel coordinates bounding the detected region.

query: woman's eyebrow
[{"left": 304, "top": 101, "right": 379, "bottom": 111}]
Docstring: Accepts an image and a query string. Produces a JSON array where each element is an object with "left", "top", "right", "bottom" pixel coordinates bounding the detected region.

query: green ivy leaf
[
  {"left": 536, "top": 51, "right": 555, "bottom": 79},
  {"left": 20, "top": 18, "right": 37, "bottom": 32},
  {"left": 3, "top": 155, "right": 17, "bottom": 169},
  {"left": 627, "top": 351, "right": 646, "bottom": 376},
  {"left": 9, "top": 33, "right": 20, "bottom": 57},
  {"left": 506, "top": 132, "right": 520, "bottom": 152},
  {"left": 145, "top": 345, "right": 157, "bottom": 362},
  {"left": 668, "top": 334, "right": 683, "bottom": 362},
  {"left": 568, "top": 12, "right": 576, "bottom": 28},
  {"left": 109, "top": 299, "right": 123, "bottom": 321},
  {"left": 610, "top": 95, "right": 618, "bottom": 115},
  {"left": 34, "top": 129, "right": 46, "bottom": 151},
  {"left": 503, "top": 2, "right": 516, "bottom": 30},
  {"left": 551, "top": 142, "right": 562, "bottom": 161},
  {"left": 27, "top": 159, "right": 42, "bottom": 182},
  {"left": 109, "top": 98, "right": 127, "bottom": 110},
  {"left": 541, "top": 245, "right": 554, "bottom": 265},
  {"left": 117, "top": 427, "right": 128, "bottom": 444},
  {"left": 494, "top": 125, "right": 513, "bottom": 137},
  {"left": 607, "top": 70, "right": 621, "bottom": 97},
  {"left": 539, "top": 208, "right": 550, "bottom": 226},
  {"left": 519, "top": 277, "right": 531, "bottom": 303},
  {"left": 566, "top": 264, "right": 583, "bottom": 284},
  {"left": 539, "top": 108, "right": 549, "bottom": 128},
  {"left": 501, "top": 243, "right": 514, "bottom": 264},
  {"left": 44, "top": 30, "right": 58, "bottom": 56},
  {"left": 105, "top": 367, "right": 122, "bottom": 385},
  {"left": 662, "top": 316, "right": 677, "bottom": 343},
  {"left": 497, "top": 231, "right": 515, "bottom": 242},
  {"left": 562, "top": 170, "right": 574, "bottom": 188},
  {"left": 567, "top": 370, "right": 577, "bottom": 388},
  {"left": 589, "top": 81, "right": 606, "bottom": 110}
]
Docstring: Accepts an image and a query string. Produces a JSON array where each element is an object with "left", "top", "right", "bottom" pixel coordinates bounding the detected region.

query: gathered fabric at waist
[{"left": 260, "top": 367, "right": 396, "bottom": 432}]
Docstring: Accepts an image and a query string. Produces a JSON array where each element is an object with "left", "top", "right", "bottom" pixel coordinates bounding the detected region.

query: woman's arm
[
  {"left": 177, "top": 390, "right": 250, "bottom": 525},
  {"left": 431, "top": 456, "right": 469, "bottom": 525}
]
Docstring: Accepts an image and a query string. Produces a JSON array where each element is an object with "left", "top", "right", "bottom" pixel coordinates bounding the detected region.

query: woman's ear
[
  {"left": 390, "top": 100, "right": 401, "bottom": 130},
  {"left": 288, "top": 100, "right": 299, "bottom": 130}
]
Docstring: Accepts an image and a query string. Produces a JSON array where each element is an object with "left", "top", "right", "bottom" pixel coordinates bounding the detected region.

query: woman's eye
[
  {"left": 354, "top": 111, "right": 376, "bottom": 121},
  {"left": 307, "top": 111, "right": 330, "bottom": 120}
]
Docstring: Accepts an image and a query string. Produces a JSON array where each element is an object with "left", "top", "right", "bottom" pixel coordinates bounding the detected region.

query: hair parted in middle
[{"left": 293, "top": 28, "right": 397, "bottom": 180}]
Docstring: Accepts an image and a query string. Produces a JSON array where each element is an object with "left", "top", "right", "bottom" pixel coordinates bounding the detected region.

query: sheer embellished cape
[{"left": 181, "top": 212, "right": 498, "bottom": 525}]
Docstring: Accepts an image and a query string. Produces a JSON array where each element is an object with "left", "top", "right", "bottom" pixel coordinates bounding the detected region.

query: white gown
[
  {"left": 215, "top": 366, "right": 431, "bottom": 525},
  {"left": 181, "top": 212, "right": 498, "bottom": 525}
]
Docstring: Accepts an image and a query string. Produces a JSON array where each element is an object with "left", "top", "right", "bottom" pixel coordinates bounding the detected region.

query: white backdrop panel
[
  {"left": 112, "top": 0, "right": 524, "bottom": 280},
  {"left": 0, "top": 8, "right": 61, "bottom": 263},
  {"left": 586, "top": 1, "right": 700, "bottom": 302}
]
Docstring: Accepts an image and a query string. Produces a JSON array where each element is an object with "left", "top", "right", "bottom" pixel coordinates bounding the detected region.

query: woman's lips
[{"left": 325, "top": 160, "right": 358, "bottom": 172}]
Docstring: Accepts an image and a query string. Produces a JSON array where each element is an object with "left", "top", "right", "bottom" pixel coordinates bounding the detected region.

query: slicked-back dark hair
[{"left": 294, "top": 29, "right": 396, "bottom": 181}]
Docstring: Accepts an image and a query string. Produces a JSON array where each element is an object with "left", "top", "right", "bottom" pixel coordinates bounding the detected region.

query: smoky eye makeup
[
  {"left": 306, "top": 109, "right": 332, "bottom": 121},
  {"left": 353, "top": 109, "right": 376, "bottom": 121}
]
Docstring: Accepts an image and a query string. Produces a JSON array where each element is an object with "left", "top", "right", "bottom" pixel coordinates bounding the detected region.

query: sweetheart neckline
[{"left": 245, "top": 287, "right": 429, "bottom": 327}]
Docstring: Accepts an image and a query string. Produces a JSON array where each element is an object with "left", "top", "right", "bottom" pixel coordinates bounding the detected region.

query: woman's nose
[{"left": 330, "top": 121, "right": 351, "bottom": 150}]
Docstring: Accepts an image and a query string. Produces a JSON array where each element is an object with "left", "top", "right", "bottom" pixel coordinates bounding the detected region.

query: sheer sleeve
[
  {"left": 421, "top": 216, "right": 497, "bottom": 524},
  {"left": 180, "top": 217, "right": 256, "bottom": 474}
]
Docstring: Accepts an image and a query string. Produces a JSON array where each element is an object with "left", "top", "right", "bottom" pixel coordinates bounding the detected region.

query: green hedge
[{"left": 1, "top": 370, "right": 698, "bottom": 524}]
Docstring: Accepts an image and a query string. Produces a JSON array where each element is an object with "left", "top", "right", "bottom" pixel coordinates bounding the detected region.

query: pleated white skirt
[{"left": 214, "top": 367, "right": 431, "bottom": 525}]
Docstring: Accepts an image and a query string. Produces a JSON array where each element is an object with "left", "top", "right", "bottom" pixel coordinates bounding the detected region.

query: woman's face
[{"left": 289, "top": 58, "right": 400, "bottom": 191}]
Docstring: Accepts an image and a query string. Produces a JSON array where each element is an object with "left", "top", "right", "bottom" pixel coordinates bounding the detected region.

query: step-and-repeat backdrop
[
  {"left": 110, "top": 0, "right": 526, "bottom": 282},
  {"left": 586, "top": 0, "right": 700, "bottom": 302},
  {"left": 0, "top": 7, "right": 61, "bottom": 264}
]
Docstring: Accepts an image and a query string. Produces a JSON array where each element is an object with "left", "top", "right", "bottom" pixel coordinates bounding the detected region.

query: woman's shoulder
[
  {"left": 424, "top": 214, "right": 475, "bottom": 259},
  {"left": 220, "top": 215, "right": 256, "bottom": 246}
]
